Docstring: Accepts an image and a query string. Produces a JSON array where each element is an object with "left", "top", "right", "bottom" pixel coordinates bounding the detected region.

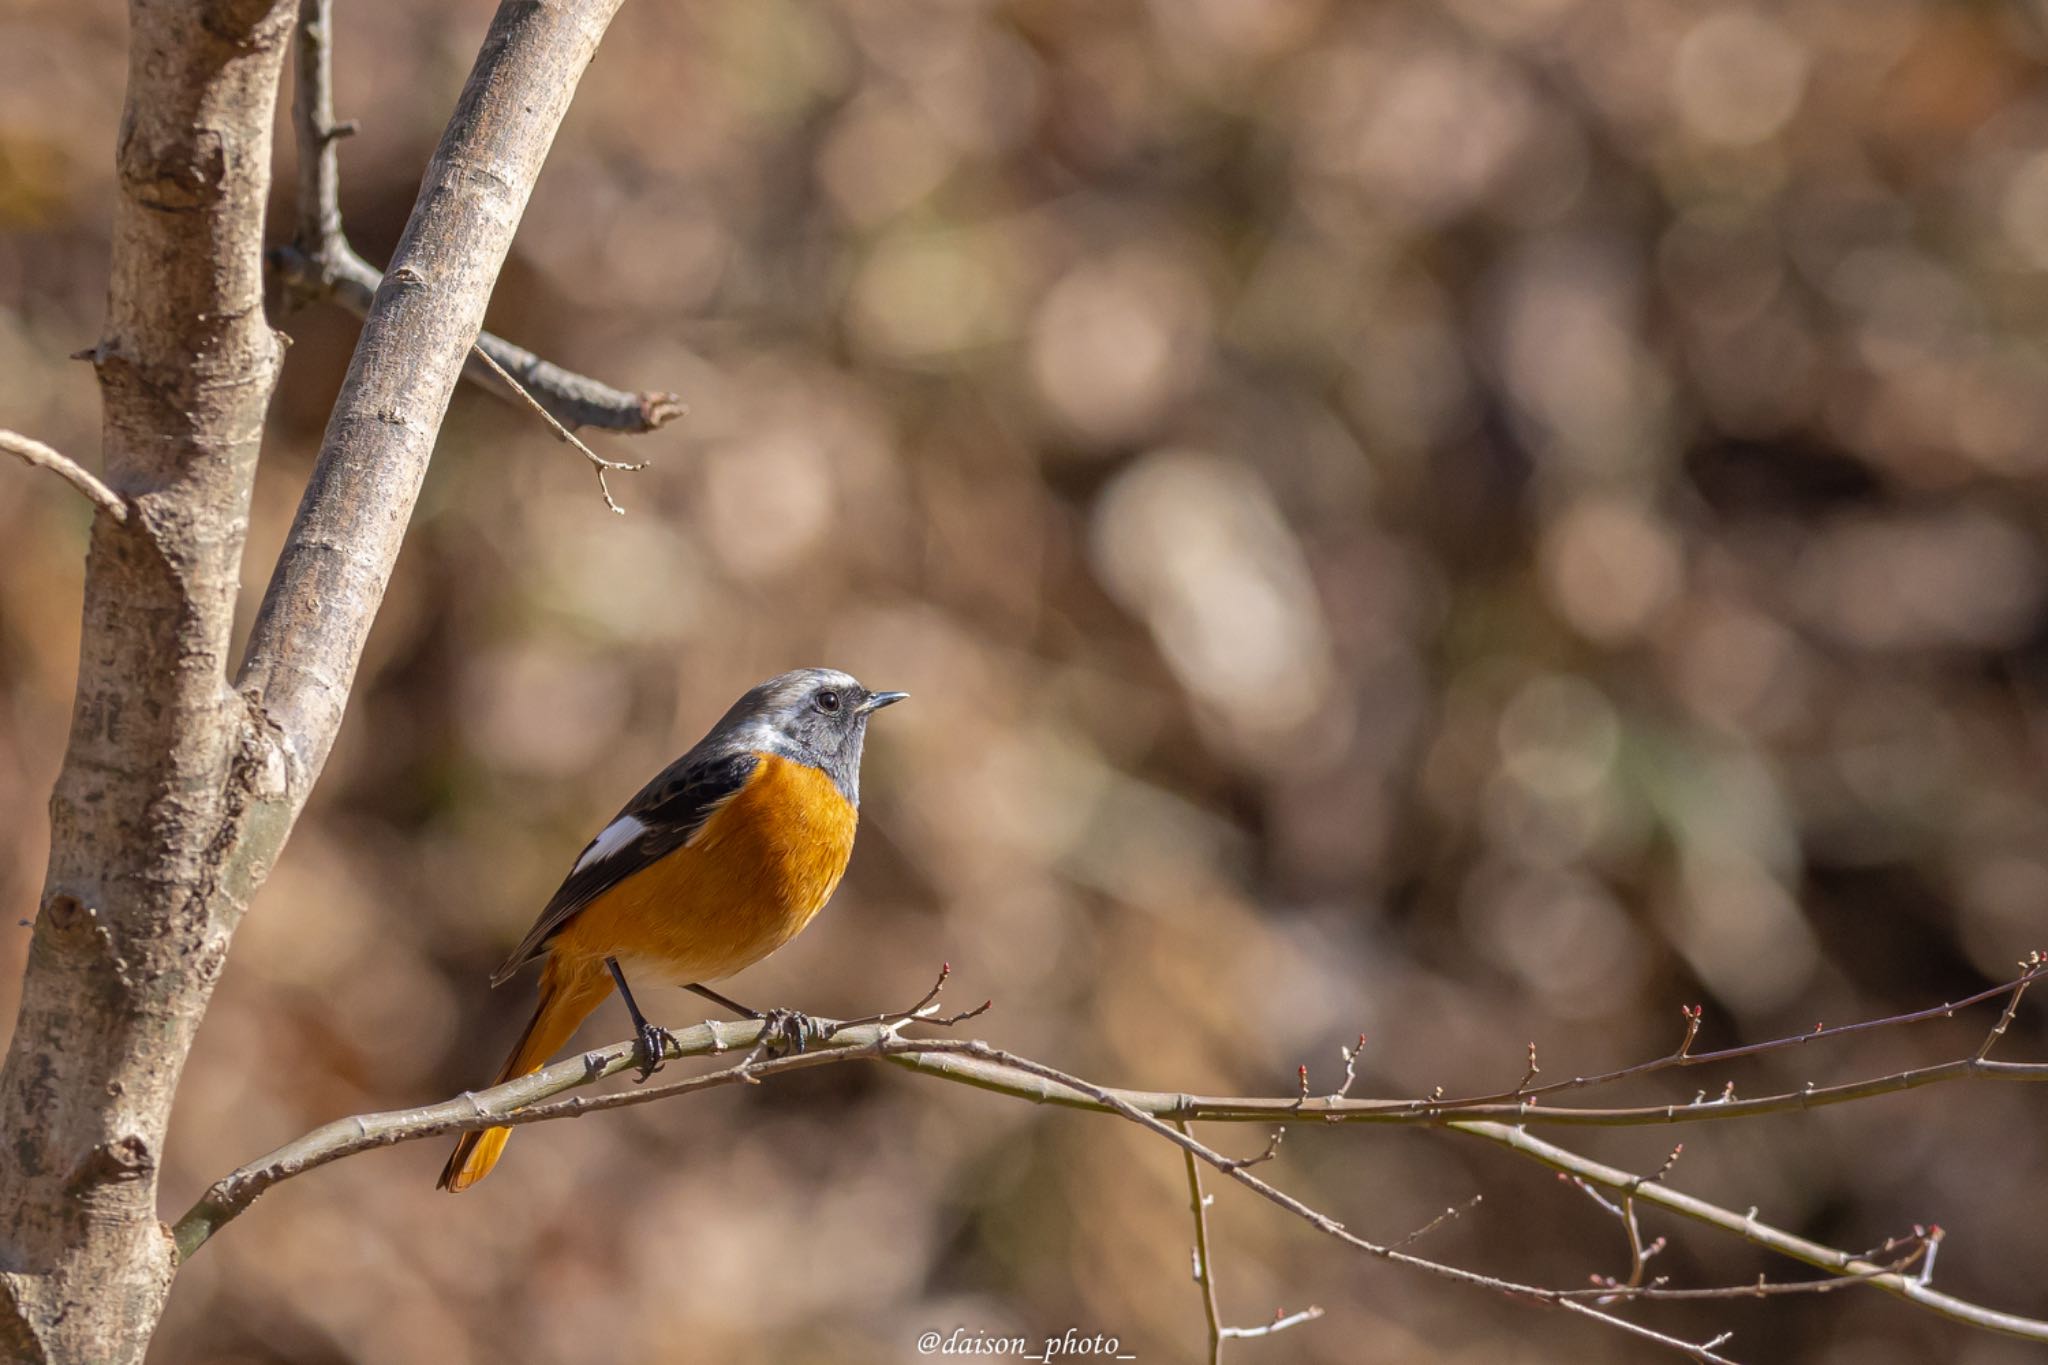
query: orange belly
[{"left": 548, "top": 752, "right": 858, "bottom": 983}]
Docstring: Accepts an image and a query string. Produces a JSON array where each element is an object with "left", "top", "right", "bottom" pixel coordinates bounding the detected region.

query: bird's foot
[
  {"left": 757, "top": 1007, "right": 818, "bottom": 1056},
  {"left": 633, "top": 1019, "right": 678, "bottom": 1082}
]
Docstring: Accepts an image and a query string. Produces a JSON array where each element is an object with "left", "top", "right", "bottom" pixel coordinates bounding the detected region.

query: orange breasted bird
[{"left": 438, "top": 668, "right": 906, "bottom": 1192}]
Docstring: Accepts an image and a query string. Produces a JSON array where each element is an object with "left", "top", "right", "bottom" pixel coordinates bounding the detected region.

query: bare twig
[
  {"left": 1567, "top": 1143, "right": 1685, "bottom": 1294},
  {"left": 1178, "top": 1121, "right": 1227, "bottom": 1365},
  {"left": 290, "top": 0, "right": 350, "bottom": 262},
  {"left": 1389, "top": 1196, "right": 1484, "bottom": 1252},
  {"left": 174, "top": 1016, "right": 835, "bottom": 1258},
  {"left": 1460, "top": 1120, "right": 2045, "bottom": 1341},
  {"left": 0, "top": 430, "right": 126, "bottom": 522},
  {"left": 467, "top": 343, "right": 649, "bottom": 513},
  {"left": 1439, "top": 962, "right": 2048, "bottom": 1114},
  {"left": 1217, "top": 1128, "right": 1286, "bottom": 1172},
  {"left": 272, "top": 244, "right": 685, "bottom": 434},
  {"left": 1328, "top": 1033, "right": 1368, "bottom": 1100},
  {"left": 1177, "top": 1116, "right": 1328, "bottom": 1365},
  {"left": 1564, "top": 1170, "right": 1669, "bottom": 1293},
  {"left": 1221, "top": 1307, "right": 1326, "bottom": 1341},
  {"left": 185, "top": 985, "right": 2048, "bottom": 1258},
  {"left": 1919, "top": 1225, "right": 1945, "bottom": 1286},
  {"left": 1978, "top": 951, "right": 2044, "bottom": 1061},
  {"left": 823, "top": 962, "right": 992, "bottom": 1038},
  {"left": 899, "top": 1048, "right": 2048, "bottom": 1131},
  {"left": 1553, "top": 1236, "right": 1932, "bottom": 1303},
  {"left": 1516, "top": 1040, "right": 1541, "bottom": 1094}
]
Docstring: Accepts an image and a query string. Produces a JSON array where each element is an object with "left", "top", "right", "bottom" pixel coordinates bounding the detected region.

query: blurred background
[{"left": 5, "top": 0, "right": 2048, "bottom": 1360}]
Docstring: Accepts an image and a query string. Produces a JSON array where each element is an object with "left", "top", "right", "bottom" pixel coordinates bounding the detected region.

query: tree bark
[
  {"left": 0, "top": 2, "right": 295, "bottom": 1359},
  {"left": 0, "top": 1, "right": 624, "bottom": 1360}
]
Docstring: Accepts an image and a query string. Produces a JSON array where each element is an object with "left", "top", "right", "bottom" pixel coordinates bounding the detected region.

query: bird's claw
[
  {"left": 633, "top": 1020, "right": 677, "bottom": 1082},
  {"left": 758, "top": 1008, "right": 817, "bottom": 1056}
]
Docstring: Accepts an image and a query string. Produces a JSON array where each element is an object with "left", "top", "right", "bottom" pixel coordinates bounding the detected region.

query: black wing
[{"left": 491, "top": 749, "right": 759, "bottom": 984}]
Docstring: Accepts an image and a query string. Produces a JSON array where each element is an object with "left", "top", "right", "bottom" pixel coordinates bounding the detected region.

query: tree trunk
[
  {"left": 0, "top": 2, "right": 295, "bottom": 1359},
  {"left": 0, "top": 1, "right": 623, "bottom": 1359}
]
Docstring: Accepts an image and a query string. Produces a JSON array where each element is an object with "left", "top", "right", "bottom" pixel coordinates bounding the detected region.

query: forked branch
[{"left": 277, "top": 0, "right": 681, "bottom": 439}]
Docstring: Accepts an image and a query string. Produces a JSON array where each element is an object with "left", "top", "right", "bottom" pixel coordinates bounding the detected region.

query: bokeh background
[{"left": 5, "top": 0, "right": 2048, "bottom": 1360}]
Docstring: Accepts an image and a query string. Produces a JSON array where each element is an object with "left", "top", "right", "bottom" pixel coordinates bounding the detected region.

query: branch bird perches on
[{"left": 176, "top": 962, "right": 2048, "bottom": 1359}]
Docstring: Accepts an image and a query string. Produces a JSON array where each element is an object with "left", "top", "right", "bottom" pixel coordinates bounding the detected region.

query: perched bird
[{"left": 438, "top": 668, "right": 907, "bottom": 1192}]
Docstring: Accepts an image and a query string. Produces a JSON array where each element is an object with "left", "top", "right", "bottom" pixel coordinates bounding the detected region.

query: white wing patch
[{"left": 573, "top": 813, "right": 647, "bottom": 873}]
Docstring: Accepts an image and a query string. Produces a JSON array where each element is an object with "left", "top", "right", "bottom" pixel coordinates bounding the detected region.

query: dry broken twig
[
  {"left": 0, "top": 429, "right": 126, "bottom": 522},
  {"left": 466, "top": 344, "right": 651, "bottom": 513}
]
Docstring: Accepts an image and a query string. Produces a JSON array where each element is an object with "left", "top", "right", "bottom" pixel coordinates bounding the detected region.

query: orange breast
[{"left": 549, "top": 752, "right": 859, "bottom": 984}]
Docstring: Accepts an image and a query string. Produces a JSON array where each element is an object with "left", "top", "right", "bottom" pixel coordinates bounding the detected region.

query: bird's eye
[{"left": 816, "top": 689, "right": 841, "bottom": 713}]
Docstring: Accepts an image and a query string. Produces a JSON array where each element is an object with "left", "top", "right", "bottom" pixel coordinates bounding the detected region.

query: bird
[{"left": 438, "top": 667, "right": 907, "bottom": 1192}]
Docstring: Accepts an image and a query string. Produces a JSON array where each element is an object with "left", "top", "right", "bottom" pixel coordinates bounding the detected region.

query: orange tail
[{"left": 438, "top": 956, "right": 612, "bottom": 1192}]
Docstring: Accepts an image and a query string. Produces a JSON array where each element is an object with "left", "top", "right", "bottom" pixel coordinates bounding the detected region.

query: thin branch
[
  {"left": 467, "top": 343, "right": 648, "bottom": 513},
  {"left": 272, "top": 244, "right": 685, "bottom": 434},
  {"left": 1457, "top": 1120, "right": 2048, "bottom": 1341},
  {"left": 1217, "top": 1128, "right": 1286, "bottom": 1172},
  {"left": 822, "top": 961, "right": 992, "bottom": 1037},
  {"left": 174, "top": 1015, "right": 853, "bottom": 1258},
  {"left": 178, "top": 1004, "right": 2048, "bottom": 1192},
  {"left": 1388, "top": 1196, "right": 1484, "bottom": 1252},
  {"left": 1178, "top": 1122, "right": 1226, "bottom": 1365},
  {"left": 1516, "top": 1040, "right": 1541, "bottom": 1094},
  {"left": 1552, "top": 1238, "right": 1933, "bottom": 1303},
  {"left": 1221, "top": 1307, "right": 1326, "bottom": 1341},
  {"left": 1450, "top": 961, "right": 2048, "bottom": 1113},
  {"left": 0, "top": 430, "right": 126, "bottom": 522},
  {"left": 1324, "top": 1032, "right": 1368, "bottom": 1100},
  {"left": 1920, "top": 1224, "right": 1946, "bottom": 1287},
  {"left": 290, "top": 0, "right": 350, "bottom": 262},
  {"left": 1176, "top": 1120, "right": 1323, "bottom": 1362},
  {"left": 900, "top": 1041, "right": 2048, "bottom": 1129},
  {"left": 274, "top": 9, "right": 682, "bottom": 436},
  {"left": 1567, "top": 1142, "right": 1681, "bottom": 1292},
  {"left": 889, "top": 964, "right": 2048, "bottom": 1131},
  {"left": 1978, "top": 950, "right": 2043, "bottom": 1061}
]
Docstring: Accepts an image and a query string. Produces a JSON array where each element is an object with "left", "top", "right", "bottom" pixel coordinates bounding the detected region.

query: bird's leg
[
  {"left": 684, "top": 982, "right": 758, "bottom": 1018},
  {"left": 683, "top": 982, "right": 815, "bottom": 1056},
  {"left": 606, "top": 957, "right": 675, "bottom": 1082}
]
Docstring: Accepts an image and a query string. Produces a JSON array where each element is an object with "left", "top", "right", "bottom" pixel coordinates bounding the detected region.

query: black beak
[{"left": 860, "top": 690, "right": 909, "bottom": 714}]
